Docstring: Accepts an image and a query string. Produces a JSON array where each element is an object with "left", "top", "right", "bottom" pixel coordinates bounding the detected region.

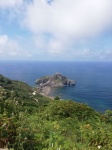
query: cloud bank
[
  {"left": 0, "top": 0, "right": 23, "bottom": 8},
  {"left": 0, "top": 0, "right": 112, "bottom": 60},
  {"left": 0, "top": 35, "right": 31, "bottom": 59},
  {"left": 23, "top": 0, "right": 112, "bottom": 59},
  {"left": 24, "top": 0, "right": 112, "bottom": 37}
]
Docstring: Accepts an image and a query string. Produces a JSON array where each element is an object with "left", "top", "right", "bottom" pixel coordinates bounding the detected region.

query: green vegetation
[
  {"left": 0, "top": 74, "right": 112, "bottom": 150},
  {"left": 54, "top": 96, "right": 60, "bottom": 100},
  {"left": 0, "top": 74, "right": 51, "bottom": 107}
]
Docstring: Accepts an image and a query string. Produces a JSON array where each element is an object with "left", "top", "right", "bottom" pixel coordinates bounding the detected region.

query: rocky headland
[{"left": 35, "top": 73, "right": 76, "bottom": 95}]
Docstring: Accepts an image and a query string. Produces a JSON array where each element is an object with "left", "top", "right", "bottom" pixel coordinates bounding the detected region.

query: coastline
[
  {"left": 40, "top": 92, "right": 54, "bottom": 100},
  {"left": 1, "top": 61, "right": 112, "bottom": 112}
]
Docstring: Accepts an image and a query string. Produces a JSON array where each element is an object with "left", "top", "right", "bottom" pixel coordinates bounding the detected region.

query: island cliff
[{"left": 35, "top": 73, "right": 76, "bottom": 95}]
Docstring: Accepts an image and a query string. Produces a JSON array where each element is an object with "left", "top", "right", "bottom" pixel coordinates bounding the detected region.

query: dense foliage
[{"left": 0, "top": 74, "right": 112, "bottom": 150}]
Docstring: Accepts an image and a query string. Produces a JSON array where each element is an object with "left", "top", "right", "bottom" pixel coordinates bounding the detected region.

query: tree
[{"left": 54, "top": 96, "right": 60, "bottom": 100}]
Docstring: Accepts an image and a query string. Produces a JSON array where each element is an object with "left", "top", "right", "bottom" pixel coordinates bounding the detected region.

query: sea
[{"left": 0, "top": 60, "right": 112, "bottom": 113}]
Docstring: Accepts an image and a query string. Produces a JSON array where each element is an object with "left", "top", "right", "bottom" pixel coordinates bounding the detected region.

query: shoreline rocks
[{"left": 35, "top": 73, "right": 76, "bottom": 95}]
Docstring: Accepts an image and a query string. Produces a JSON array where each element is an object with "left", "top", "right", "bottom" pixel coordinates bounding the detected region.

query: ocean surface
[{"left": 0, "top": 60, "right": 112, "bottom": 113}]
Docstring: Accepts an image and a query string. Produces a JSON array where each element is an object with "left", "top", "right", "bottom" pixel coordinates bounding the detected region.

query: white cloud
[
  {"left": 0, "top": 35, "right": 32, "bottom": 58},
  {"left": 65, "top": 48, "right": 112, "bottom": 61},
  {"left": 22, "top": 0, "right": 112, "bottom": 59},
  {"left": 0, "top": 0, "right": 23, "bottom": 8},
  {"left": 1, "top": 0, "right": 112, "bottom": 60},
  {"left": 33, "top": 35, "right": 67, "bottom": 54},
  {"left": 48, "top": 38, "right": 64, "bottom": 54},
  {"left": 24, "top": 0, "right": 112, "bottom": 36},
  {"left": 0, "top": 0, "right": 25, "bottom": 25}
]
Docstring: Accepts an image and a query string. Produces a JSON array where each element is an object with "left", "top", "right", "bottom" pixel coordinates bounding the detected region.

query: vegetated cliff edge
[
  {"left": 35, "top": 73, "right": 76, "bottom": 95},
  {"left": 0, "top": 74, "right": 52, "bottom": 105}
]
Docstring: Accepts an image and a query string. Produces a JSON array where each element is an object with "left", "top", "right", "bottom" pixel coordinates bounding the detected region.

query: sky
[{"left": 0, "top": 0, "right": 112, "bottom": 61}]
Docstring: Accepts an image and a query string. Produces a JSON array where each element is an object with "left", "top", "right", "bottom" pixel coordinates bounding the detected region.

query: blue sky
[{"left": 0, "top": 0, "right": 112, "bottom": 61}]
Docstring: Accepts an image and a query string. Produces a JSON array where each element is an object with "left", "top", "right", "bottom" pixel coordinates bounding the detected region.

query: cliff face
[
  {"left": 35, "top": 73, "right": 76, "bottom": 95},
  {"left": 35, "top": 73, "right": 76, "bottom": 88}
]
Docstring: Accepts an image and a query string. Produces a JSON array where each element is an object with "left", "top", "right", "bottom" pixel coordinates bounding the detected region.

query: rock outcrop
[{"left": 35, "top": 73, "right": 76, "bottom": 95}]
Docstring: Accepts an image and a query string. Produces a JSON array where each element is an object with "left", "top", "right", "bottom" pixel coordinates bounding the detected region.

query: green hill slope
[
  {"left": 0, "top": 74, "right": 112, "bottom": 150},
  {"left": 0, "top": 74, "right": 52, "bottom": 107}
]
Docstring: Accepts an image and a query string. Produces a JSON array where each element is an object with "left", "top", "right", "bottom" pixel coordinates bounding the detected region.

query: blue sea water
[{"left": 0, "top": 60, "right": 112, "bottom": 113}]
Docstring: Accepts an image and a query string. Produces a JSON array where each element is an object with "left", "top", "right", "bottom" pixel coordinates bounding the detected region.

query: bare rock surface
[{"left": 35, "top": 73, "right": 76, "bottom": 95}]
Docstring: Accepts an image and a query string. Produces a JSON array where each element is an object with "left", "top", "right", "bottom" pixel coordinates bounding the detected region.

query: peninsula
[{"left": 35, "top": 73, "right": 76, "bottom": 95}]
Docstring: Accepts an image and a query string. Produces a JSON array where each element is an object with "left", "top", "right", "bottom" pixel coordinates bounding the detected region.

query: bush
[{"left": 54, "top": 96, "right": 60, "bottom": 100}]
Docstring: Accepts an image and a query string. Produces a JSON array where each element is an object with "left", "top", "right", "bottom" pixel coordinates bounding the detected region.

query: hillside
[
  {"left": 0, "top": 74, "right": 112, "bottom": 150},
  {"left": 0, "top": 74, "right": 32, "bottom": 98},
  {"left": 0, "top": 74, "right": 52, "bottom": 109}
]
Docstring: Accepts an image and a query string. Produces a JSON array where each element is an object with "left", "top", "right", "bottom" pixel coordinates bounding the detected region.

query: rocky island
[{"left": 35, "top": 73, "right": 76, "bottom": 95}]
